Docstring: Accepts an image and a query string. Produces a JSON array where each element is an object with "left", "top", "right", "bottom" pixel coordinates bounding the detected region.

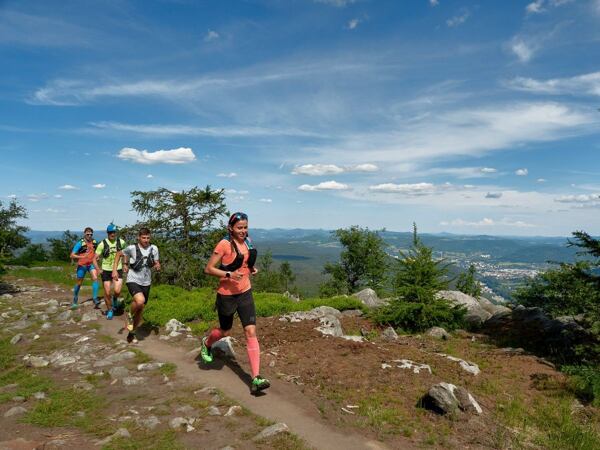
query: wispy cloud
[
  {"left": 447, "top": 9, "right": 470, "bottom": 27},
  {"left": 298, "top": 180, "right": 350, "bottom": 191},
  {"left": 147, "top": 174, "right": 153, "bottom": 179},
  {"left": 481, "top": 167, "right": 497, "bottom": 174},
  {"left": 0, "top": 10, "right": 93, "bottom": 48},
  {"left": 369, "top": 182, "right": 435, "bottom": 195},
  {"left": 510, "top": 38, "right": 535, "bottom": 62},
  {"left": 204, "top": 29, "right": 219, "bottom": 42},
  {"left": 440, "top": 217, "right": 535, "bottom": 228},
  {"left": 27, "top": 193, "right": 49, "bottom": 202},
  {"left": 429, "top": 0, "right": 439, "bottom": 7},
  {"left": 86, "top": 121, "right": 321, "bottom": 138},
  {"left": 315, "top": 102, "right": 593, "bottom": 167},
  {"left": 92, "top": 183, "right": 106, "bottom": 189},
  {"left": 117, "top": 147, "right": 196, "bottom": 165},
  {"left": 259, "top": 198, "right": 273, "bottom": 203},
  {"left": 526, "top": 0, "right": 545, "bottom": 14},
  {"left": 515, "top": 168, "right": 528, "bottom": 176},
  {"left": 58, "top": 184, "right": 78, "bottom": 190},
  {"left": 555, "top": 193, "right": 600, "bottom": 203},
  {"left": 217, "top": 172, "right": 238, "bottom": 178},
  {"left": 292, "top": 163, "right": 378, "bottom": 176},
  {"left": 507, "top": 72, "right": 600, "bottom": 97},
  {"left": 347, "top": 18, "right": 360, "bottom": 30}
]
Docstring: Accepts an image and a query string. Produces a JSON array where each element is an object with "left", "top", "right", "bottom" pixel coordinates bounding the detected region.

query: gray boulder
[
  {"left": 4, "top": 406, "right": 28, "bottom": 417},
  {"left": 252, "top": 423, "right": 289, "bottom": 441},
  {"left": 436, "top": 290, "right": 491, "bottom": 326},
  {"left": 315, "top": 314, "right": 344, "bottom": 337},
  {"left": 381, "top": 326, "right": 398, "bottom": 340},
  {"left": 483, "top": 305, "right": 591, "bottom": 359},
  {"left": 421, "top": 382, "right": 482, "bottom": 415},
  {"left": 10, "top": 334, "right": 23, "bottom": 345},
  {"left": 353, "top": 288, "right": 386, "bottom": 308},
  {"left": 426, "top": 327, "right": 450, "bottom": 340}
]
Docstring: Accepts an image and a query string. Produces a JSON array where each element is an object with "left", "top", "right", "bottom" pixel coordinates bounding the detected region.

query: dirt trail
[{"left": 98, "top": 317, "right": 391, "bottom": 450}]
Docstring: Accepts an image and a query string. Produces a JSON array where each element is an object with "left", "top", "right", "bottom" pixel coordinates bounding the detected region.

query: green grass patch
[
  {"left": 357, "top": 393, "right": 406, "bottom": 436},
  {"left": 496, "top": 395, "right": 600, "bottom": 449},
  {"left": 131, "top": 348, "right": 152, "bottom": 364},
  {"left": 0, "top": 338, "right": 53, "bottom": 403},
  {"left": 159, "top": 362, "right": 177, "bottom": 377},
  {"left": 563, "top": 365, "right": 600, "bottom": 407},
  {"left": 24, "top": 388, "right": 104, "bottom": 430},
  {"left": 187, "top": 321, "right": 212, "bottom": 335},
  {"left": 142, "top": 285, "right": 365, "bottom": 327}
]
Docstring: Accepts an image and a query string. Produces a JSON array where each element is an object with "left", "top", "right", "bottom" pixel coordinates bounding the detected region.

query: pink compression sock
[
  {"left": 205, "top": 328, "right": 224, "bottom": 347},
  {"left": 246, "top": 336, "right": 260, "bottom": 378}
]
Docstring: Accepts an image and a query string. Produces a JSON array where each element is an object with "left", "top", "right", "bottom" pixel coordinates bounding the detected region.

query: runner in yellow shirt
[{"left": 95, "top": 223, "right": 126, "bottom": 320}]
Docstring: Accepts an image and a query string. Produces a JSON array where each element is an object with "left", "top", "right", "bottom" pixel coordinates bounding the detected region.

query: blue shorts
[{"left": 76, "top": 264, "right": 97, "bottom": 279}]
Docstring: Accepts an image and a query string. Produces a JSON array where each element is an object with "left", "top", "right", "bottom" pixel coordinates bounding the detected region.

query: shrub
[
  {"left": 562, "top": 365, "right": 600, "bottom": 407},
  {"left": 372, "top": 299, "right": 466, "bottom": 332}
]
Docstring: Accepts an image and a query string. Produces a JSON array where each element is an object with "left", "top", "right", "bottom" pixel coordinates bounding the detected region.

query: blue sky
[{"left": 1, "top": 0, "right": 600, "bottom": 236}]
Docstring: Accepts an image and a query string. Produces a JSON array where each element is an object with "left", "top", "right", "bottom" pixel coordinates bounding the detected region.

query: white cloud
[
  {"left": 510, "top": 38, "right": 535, "bottom": 62},
  {"left": 526, "top": 0, "right": 545, "bottom": 14},
  {"left": 225, "top": 189, "right": 249, "bottom": 195},
  {"left": 485, "top": 192, "right": 503, "bottom": 199},
  {"left": 292, "top": 163, "right": 378, "bottom": 176},
  {"left": 298, "top": 180, "right": 350, "bottom": 191},
  {"left": 7, "top": 194, "right": 17, "bottom": 199},
  {"left": 58, "top": 184, "right": 78, "bottom": 190},
  {"left": 54, "top": 194, "right": 62, "bottom": 198},
  {"left": 88, "top": 121, "right": 320, "bottom": 138},
  {"left": 315, "top": 102, "right": 593, "bottom": 168},
  {"left": 45, "top": 208, "right": 63, "bottom": 214},
  {"left": 446, "top": 10, "right": 470, "bottom": 27},
  {"left": 537, "top": 178, "right": 547, "bottom": 183},
  {"left": 259, "top": 198, "right": 273, "bottom": 203},
  {"left": 117, "top": 147, "right": 196, "bottom": 165},
  {"left": 204, "top": 30, "right": 219, "bottom": 42},
  {"left": 293, "top": 164, "right": 344, "bottom": 176},
  {"left": 481, "top": 167, "right": 497, "bottom": 174},
  {"left": 217, "top": 172, "right": 238, "bottom": 178},
  {"left": 555, "top": 193, "right": 600, "bottom": 203},
  {"left": 347, "top": 19, "right": 360, "bottom": 30},
  {"left": 351, "top": 163, "right": 378, "bottom": 172},
  {"left": 507, "top": 72, "right": 600, "bottom": 97},
  {"left": 27, "top": 193, "right": 49, "bottom": 202},
  {"left": 515, "top": 168, "right": 528, "bottom": 176},
  {"left": 369, "top": 182, "right": 436, "bottom": 195},
  {"left": 147, "top": 174, "right": 153, "bottom": 178},
  {"left": 429, "top": 0, "right": 439, "bottom": 6},
  {"left": 92, "top": 183, "right": 106, "bottom": 189},
  {"left": 440, "top": 217, "right": 535, "bottom": 228}
]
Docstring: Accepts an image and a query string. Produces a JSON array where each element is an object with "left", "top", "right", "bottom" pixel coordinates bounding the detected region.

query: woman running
[{"left": 202, "top": 212, "right": 270, "bottom": 394}]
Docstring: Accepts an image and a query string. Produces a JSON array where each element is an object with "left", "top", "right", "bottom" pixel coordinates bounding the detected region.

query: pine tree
[{"left": 456, "top": 264, "right": 482, "bottom": 297}]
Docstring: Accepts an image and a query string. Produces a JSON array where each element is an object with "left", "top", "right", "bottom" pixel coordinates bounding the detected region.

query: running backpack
[
  {"left": 130, "top": 244, "right": 155, "bottom": 272},
  {"left": 76, "top": 238, "right": 97, "bottom": 254},
  {"left": 101, "top": 238, "right": 123, "bottom": 258},
  {"left": 218, "top": 236, "right": 257, "bottom": 272}
]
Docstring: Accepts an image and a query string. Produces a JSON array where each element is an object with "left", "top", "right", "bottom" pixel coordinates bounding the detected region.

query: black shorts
[
  {"left": 216, "top": 289, "right": 256, "bottom": 330},
  {"left": 126, "top": 283, "right": 151, "bottom": 304},
  {"left": 101, "top": 269, "right": 123, "bottom": 282}
]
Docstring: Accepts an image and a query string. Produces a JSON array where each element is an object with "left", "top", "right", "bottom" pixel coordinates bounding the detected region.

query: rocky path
[{"left": 1, "top": 278, "right": 393, "bottom": 450}]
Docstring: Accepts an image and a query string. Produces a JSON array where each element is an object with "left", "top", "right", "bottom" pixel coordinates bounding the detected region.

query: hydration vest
[
  {"left": 130, "top": 244, "right": 155, "bottom": 272},
  {"left": 76, "top": 238, "right": 97, "bottom": 254},
  {"left": 101, "top": 238, "right": 123, "bottom": 258},
  {"left": 219, "top": 236, "right": 257, "bottom": 272}
]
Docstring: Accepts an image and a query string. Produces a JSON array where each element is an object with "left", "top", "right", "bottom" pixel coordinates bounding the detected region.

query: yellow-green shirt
[{"left": 95, "top": 238, "right": 127, "bottom": 271}]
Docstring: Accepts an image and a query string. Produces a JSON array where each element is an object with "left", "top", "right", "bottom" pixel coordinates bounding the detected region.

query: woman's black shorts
[
  {"left": 101, "top": 269, "right": 123, "bottom": 282},
  {"left": 216, "top": 289, "right": 256, "bottom": 330},
  {"left": 126, "top": 282, "right": 151, "bottom": 304}
]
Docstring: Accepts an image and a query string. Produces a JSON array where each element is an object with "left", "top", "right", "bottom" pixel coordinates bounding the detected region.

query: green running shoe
[
  {"left": 251, "top": 375, "right": 270, "bottom": 394},
  {"left": 200, "top": 336, "right": 213, "bottom": 363},
  {"left": 70, "top": 302, "right": 78, "bottom": 310}
]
